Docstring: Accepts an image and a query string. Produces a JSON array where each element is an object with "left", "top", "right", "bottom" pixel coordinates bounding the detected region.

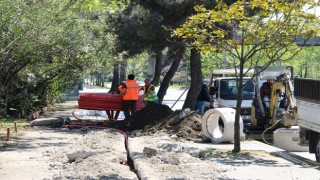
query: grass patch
[
  {"left": 170, "top": 84, "right": 189, "bottom": 89},
  {"left": 0, "top": 118, "right": 30, "bottom": 148},
  {"left": 0, "top": 118, "right": 30, "bottom": 127}
]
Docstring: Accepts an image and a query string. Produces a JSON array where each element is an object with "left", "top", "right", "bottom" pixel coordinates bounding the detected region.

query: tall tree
[
  {"left": 111, "top": 2, "right": 165, "bottom": 88},
  {"left": 113, "top": 0, "right": 226, "bottom": 108},
  {"left": 110, "top": 63, "right": 120, "bottom": 93},
  {"left": 183, "top": 48, "right": 203, "bottom": 109},
  {"left": 0, "top": 0, "right": 97, "bottom": 116},
  {"left": 157, "top": 45, "right": 186, "bottom": 103},
  {"left": 175, "top": 0, "right": 320, "bottom": 152},
  {"left": 81, "top": 0, "right": 130, "bottom": 89},
  {"left": 120, "top": 61, "right": 127, "bottom": 82},
  {"left": 0, "top": 0, "right": 126, "bottom": 117},
  {"left": 151, "top": 50, "right": 163, "bottom": 86}
]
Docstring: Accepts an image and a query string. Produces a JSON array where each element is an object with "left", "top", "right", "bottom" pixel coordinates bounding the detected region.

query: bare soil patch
[{"left": 121, "top": 102, "right": 203, "bottom": 142}]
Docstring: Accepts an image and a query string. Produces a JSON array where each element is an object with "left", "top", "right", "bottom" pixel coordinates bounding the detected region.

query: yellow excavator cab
[{"left": 250, "top": 66, "right": 297, "bottom": 129}]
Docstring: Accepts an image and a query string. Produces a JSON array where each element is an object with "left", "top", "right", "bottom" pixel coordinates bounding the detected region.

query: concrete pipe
[{"left": 202, "top": 108, "right": 244, "bottom": 143}]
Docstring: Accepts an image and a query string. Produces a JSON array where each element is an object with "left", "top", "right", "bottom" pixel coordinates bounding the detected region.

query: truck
[
  {"left": 203, "top": 66, "right": 320, "bottom": 160},
  {"left": 208, "top": 69, "right": 254, "bottom": 130},
  {"left": 295, "top": 78, "right": 320, "bottom": 162},
  {"left": 204, "top": 66, "right": 297, "bottom": 141},
  {"left": 249, "top": 66, "right": 320, "bottom": 162},
  {"left": 202, "top": 68, "right": 255, "bottom": 143}
]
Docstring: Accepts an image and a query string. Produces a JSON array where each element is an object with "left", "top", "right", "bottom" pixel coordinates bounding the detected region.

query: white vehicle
[
  {"left": 208, "top": 69, "right": 254, "bottom": 129},
  {"left": 295, "top": 78, "right": 320, "bottom": 162}
]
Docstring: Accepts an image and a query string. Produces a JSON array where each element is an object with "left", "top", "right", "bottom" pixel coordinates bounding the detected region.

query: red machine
[{"left": 73, "top": 93, "right": 144, "bottom": 121}]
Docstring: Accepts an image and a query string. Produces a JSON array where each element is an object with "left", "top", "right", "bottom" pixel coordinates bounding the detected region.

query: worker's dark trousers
[{"left": 123, "top": 100, "right": 137, "bottom": 120}]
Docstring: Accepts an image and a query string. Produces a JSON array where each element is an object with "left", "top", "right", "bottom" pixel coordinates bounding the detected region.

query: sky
[{"left": 303, "top": 1, "right": 320, "bottom": 18}]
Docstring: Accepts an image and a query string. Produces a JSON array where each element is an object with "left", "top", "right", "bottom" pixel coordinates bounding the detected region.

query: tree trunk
[
  {"left": 157, "top": 46, "right": 186, "bottom": 104},
  {"left": 109, "top": 63, "right": 120, "bottom": 93},
  {"left": 90, "top": 75, "right": 93, "bottom": 85},
  {"left": 96, "top": 73, "right": 101, "bottom": 86},
  {"left": 304, "top": 67, "right": 308, "bottom": 78},
  {"left": 101, "top": 69, "right": 105, "bottom": 87},
  {"left": 182, "top": 48, "right": 203, "bottom": 110},
  {"left": 95, "top": 73, "right": 99, "bottom": 86},
  {"left": 3, "top": 59, "right": 31, "bottom": 89},
  {"left": 120, "top": 60, "right": 127, "bottom": 82},
  {"left": 151, "top": 50, "right": 162, "bottom": 86},
  {"left": 233, "top": 62, "right": 244, "bottom": 153}
]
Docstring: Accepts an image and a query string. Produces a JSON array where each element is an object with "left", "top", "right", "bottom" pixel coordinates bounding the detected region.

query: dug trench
[
  {"left": 40, "top": 102, "right": 206, "bottom": 179},
  {"left": 3, "top": 101, "right": 319, "bottom": 179},
  {"left": 66, "top": 102, "right": 205, "bottom": 166},
  {"left": 63, "top": 102, "right": 203, "bottom": 141}
]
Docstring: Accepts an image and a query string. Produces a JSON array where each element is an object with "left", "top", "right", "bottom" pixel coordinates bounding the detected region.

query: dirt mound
[
  {"left": 142, "top": 110, "right": 203, "bottom": 141},
  {"left": 42, "top": 101, "right": 203, "bottom": 141},
  {"left": 127, "top": 102, "right": 173, "bottom": 131},
  {"left": 126, "top": 103, "right": 203, "bottom": 141}
]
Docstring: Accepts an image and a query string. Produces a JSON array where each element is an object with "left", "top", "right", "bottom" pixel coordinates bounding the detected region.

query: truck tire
[{"left": 316, "top": 136, "right": 320, "bottom": 162}]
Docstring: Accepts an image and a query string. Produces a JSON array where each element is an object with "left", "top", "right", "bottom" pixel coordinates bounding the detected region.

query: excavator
[
  {"left": 201, "top": 66, "right": 298, "bottom": 143},
  {"left": 202, "top": 66, "right": 320, "bottom": 162},
  {"left": 250, "top": 66, "right": 297, "bottom": 132}
]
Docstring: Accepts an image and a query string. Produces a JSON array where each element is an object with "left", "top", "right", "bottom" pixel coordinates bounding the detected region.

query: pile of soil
[
  {"left": 142, "top": 110, "right": 203, "bottom": 141},
  {"left": 128, "top": 102, "right": 173, "bottom": 131},
  {"left": 39, "top": 101, "right": 203, "bottom": 142},
  {"left": 128, "top": 102, "right": 203, "bottom": 141}
]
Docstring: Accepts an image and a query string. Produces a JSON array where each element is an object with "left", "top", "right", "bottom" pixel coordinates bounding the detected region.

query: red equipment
[{"left": 73, "top": 93, "right": 143, "bottom": 121}]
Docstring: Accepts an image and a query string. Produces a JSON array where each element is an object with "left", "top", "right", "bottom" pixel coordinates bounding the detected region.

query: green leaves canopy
[
  {"left": 175, "top": 0, "right": 320, "bottom": 153},
  {"left": 175, "top": 0, "right": 320, "bottom": 68},
  {"left": 0, "top": 0, "right": 106, "bottom": 117}
]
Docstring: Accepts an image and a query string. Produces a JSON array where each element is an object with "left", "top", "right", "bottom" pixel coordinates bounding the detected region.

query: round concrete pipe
[{"left": 202, "top": 108, "right": 244, "bottom": 143}]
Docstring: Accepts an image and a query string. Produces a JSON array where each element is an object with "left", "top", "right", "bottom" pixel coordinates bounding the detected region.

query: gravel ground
[
  {"left": 1, "top": 100, "right": 319, "bottom": 180},
  {"left": 0, "top": 128, "right": 138, "bottom": 180}
]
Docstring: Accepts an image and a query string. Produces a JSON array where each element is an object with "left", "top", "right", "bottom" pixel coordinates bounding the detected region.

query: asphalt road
[{"left": 160, "top": 87, "right": 187, "bottom": 110}]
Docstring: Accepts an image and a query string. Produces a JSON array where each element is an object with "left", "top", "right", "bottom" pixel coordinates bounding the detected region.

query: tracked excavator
[
  {"left": 202, "top": 66, "right": 297, "bottom": 143},
  {"left": 202, "top": 66, "right": 320, "bottom": 162},
  {"left": 251, "top": 67, "right": 320, "bottom": 161},
  {"left": 250, "top": 66, "right": 297, "bottom": 132}
]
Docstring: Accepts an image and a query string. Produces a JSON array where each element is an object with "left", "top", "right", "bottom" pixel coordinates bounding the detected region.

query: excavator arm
[
  {"left": 269, "top": 81, "right": 284, "bottom": 119},
  {"left": 268, "top": 73, "right": 297, "bottom": 125}
]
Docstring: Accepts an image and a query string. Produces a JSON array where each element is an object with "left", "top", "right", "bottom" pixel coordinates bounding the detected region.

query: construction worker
[
  {"left": 196, "top": 83, "right": 211, "bottom": 114},
  {"left": 116, "top": 82, "right": 125, "bottom": 94},
  {"left": 260, "top": 78, "right": 274, "bottom": 108},
  {"left": 117, "top": 74, "right": 140, "bottom": 120},
  {"left": 142, "top": 79, "right": 159, "bottom": 106}
]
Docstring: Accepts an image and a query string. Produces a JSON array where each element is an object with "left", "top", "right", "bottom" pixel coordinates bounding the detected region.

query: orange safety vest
[{"left": 123, "top": 80, "right": 140, "bottom": 100}]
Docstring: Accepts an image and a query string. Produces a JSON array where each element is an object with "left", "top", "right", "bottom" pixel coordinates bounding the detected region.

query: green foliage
[
  {"left": 0, "top": 84, "right": 5, "bottom": 117},
  {"left": 127, "top": 53, "right": 150, "bottom": 80},
  {"left": 285, "top": 46, "right": 320, "bottom": 78},
  {"left": 175, "top": 0, "right": 320, "bottom": 152},
  {"left": 0, "top": 0, "right": 120, "bottom": 118},
  {"left": 201, "top": 52, "right": 225, "bottom": 75},
  {"left": 175, "top": 0, "right": 320, "bottom": 71},
  {"left": 112, "top": 0, "right": 219, "bottom": 57}
]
